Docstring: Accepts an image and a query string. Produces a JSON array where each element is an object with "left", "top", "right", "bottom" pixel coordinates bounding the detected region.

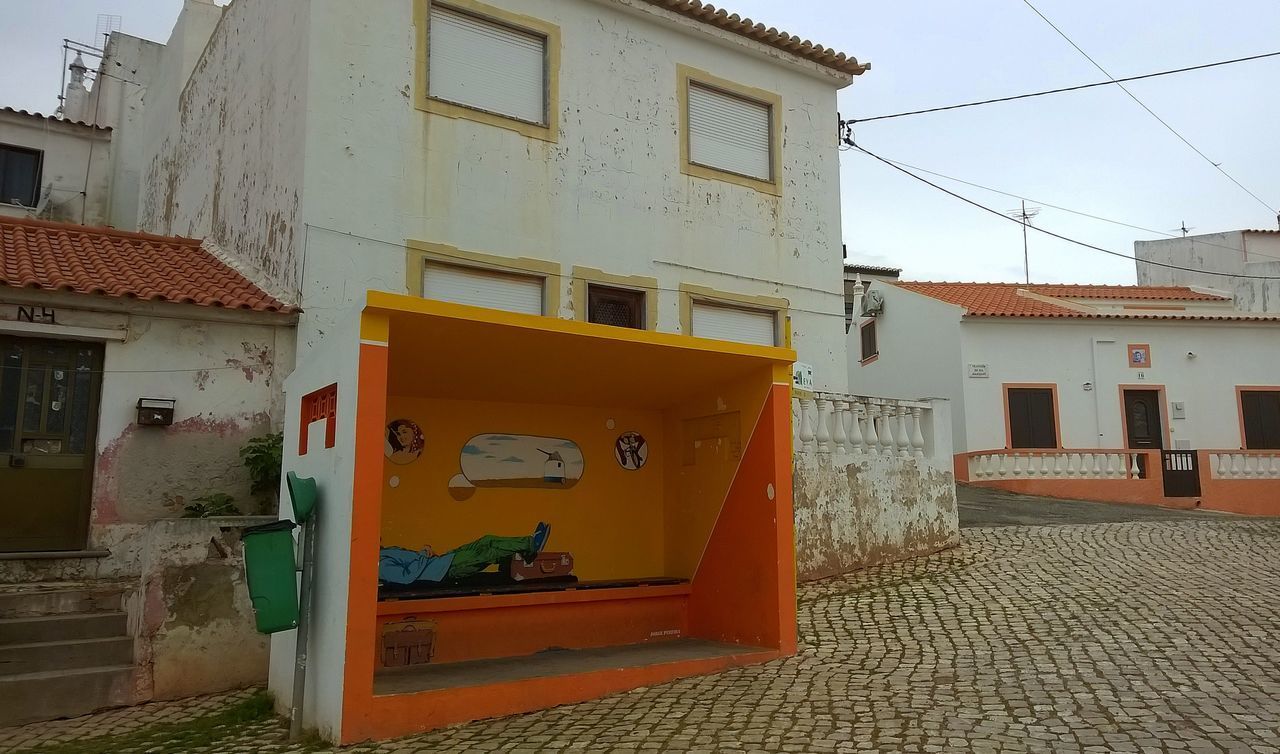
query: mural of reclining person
[{"left": 379, "top": 522, "right": 552, "bottom": 585}]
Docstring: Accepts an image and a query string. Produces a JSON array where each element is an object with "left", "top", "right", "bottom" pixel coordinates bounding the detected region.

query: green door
[{"left": 0, "top": 336, "right": 103, "bottom": 552}]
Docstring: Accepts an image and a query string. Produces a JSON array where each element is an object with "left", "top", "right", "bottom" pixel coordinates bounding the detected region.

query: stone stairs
[{"left": 0, "top": 581, "right": 137, "bottom": 728}]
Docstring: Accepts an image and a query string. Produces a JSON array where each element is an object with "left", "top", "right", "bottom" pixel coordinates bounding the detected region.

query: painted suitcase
[
  {"left": 509, "top": 551, "right": 574, "bottom": 581},
  {"left": 380, "top": 617, "right": 436, "bottom": 667}
]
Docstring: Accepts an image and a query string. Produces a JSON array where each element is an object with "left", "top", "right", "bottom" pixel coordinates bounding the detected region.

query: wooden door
[
  {"left": 1123, "top": 390, "right": 1163, "bottom": 449},
  {"left": 0, "top": 336, "right": 103, "bottom": 552}
]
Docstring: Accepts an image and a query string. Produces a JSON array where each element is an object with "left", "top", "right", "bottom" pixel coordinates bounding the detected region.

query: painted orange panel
[
  {"left": 688, "top": 384, "right": 796, "bottom": 653},
  {"left": 376, "top": 594, "right": 688, "bottom": 665}
]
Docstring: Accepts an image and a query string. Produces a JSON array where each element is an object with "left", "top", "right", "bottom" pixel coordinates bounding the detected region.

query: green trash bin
[{"left": 242, "top": 520, "right": 300, "bottom": 634}]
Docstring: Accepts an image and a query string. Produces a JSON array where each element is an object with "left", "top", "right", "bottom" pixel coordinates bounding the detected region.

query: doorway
[
  {"left": 1122, "top": 389, "right": 1164, "bottom": 450},
  {"left": 0, "top": 336, "right": 103, "bottom": 552}
]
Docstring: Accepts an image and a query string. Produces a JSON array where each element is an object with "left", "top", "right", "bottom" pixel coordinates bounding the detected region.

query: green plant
[
  {"left": 183, "top": 493, "right": 242, "bottom": 518},
  {"left": 241, "top": 431, "right": 284, "bottom": 499}
]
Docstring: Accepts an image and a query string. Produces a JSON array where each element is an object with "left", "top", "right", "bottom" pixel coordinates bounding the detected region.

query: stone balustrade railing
[
  {"left": 968, "top": 450, "right": 1145, "bottom": 481},
  {"left": 792, "top": 392, "right": 931, "bottom": 460},
  {"left": 1209, "top": 452, "right": 1280, "bottom": 480}
]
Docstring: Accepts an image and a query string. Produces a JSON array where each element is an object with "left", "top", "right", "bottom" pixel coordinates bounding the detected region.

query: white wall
[
  {"left": 140, "top": 0, "right": 305, "bottom": 298},
  {"left": 959, "top": 319, "right": 1280, "bottom": 453},
  {"left": 268, "top": 302, "right": 363, "bottom": 742},
  {"left": 1136, "top": 231, "right": 1280, "bottom": 313},
  {"left": 0, "top": 114, "right": 112, "bottom": 225},
  {"left": 849, "top": 282, "right": 968, "bottom": 448},
  {"left": 149, "top": 0, "right": 855, "bottom": 389},
  {"left": 0, "top": 290, "right": 295, "bottom": 580},
  {"left": 83, "top": 33, "right": 165, "bottom": 230}
]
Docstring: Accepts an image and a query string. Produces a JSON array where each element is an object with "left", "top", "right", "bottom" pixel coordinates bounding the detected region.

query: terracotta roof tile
[
  {"left": 638, "top": 1, "right": 868, "bottom": 76},
  {"left": 0, "top": 216, "right": 294, "bottom": 313},
  {"left": 891, "top": 282, "right": 1274, "bottom": 322},
  {"left": 0, "top": 106, "right": 110, "bottom": 132}
]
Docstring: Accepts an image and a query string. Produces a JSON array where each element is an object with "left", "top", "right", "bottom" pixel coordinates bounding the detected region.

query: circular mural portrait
[
  {"left": 385, "top": 419, "right": 425, "bottom": 465},
  {"left": 614, "top": 431, "right": 649, "bottom": 470}
]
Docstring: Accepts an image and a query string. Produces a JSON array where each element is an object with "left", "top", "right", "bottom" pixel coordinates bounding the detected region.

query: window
[
  {"left": 860, "top": 320, "right": 878, "bottom": 362},
  {"left": 678, "top": 65, "right": 781, "bottom": 195},
  {"left": 587, "top": 285, "right": 645, "bottom": 329},
  {"left": 0, "top": 144, "right": 41, "bottom": 208},
  {"left": 1240, "top": 390, "right": 1280, "bottom": 449},
  {"left": 423, "top": 2, "right": 557, "bottom": 138},
  {"left": 423, "top": 261, "right": 545, "bottom": 315},
  {"left": 690, "top": 301, "right": 777, "bottom": 346},
  {"left": 1006, "top": 387, "right": 1058, "bottom": 449}
]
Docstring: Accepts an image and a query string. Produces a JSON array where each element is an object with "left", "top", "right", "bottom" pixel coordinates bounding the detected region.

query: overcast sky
[{"left": 3, "top": 1, "right": 1278, "bottom": 284}]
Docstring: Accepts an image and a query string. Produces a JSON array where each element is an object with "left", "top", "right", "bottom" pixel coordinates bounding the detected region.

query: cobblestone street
[{"left": 5, "top": 518, "right": 1280, "bottom": 753}]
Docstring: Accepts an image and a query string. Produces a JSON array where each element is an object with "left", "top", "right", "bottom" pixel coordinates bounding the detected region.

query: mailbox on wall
[{"left": 136, "top": 398, "right": 176, "bottom": 426}]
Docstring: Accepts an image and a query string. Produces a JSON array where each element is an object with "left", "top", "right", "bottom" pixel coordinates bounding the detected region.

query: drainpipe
[{"left": 1091, "top": 338, "right": 1115, "bottom": 448}]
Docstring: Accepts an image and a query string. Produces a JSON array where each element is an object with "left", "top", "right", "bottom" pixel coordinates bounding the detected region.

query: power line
[
  {"left": 839, "top": 149, "right": 1280, "bottom": 265},
  {"left": 845, "top": 138, "right": 1280, "bottom": 281},
  {"left": 844, "top": 50, "right": 1280, "bottom": 124},
  {"left": 1020, "top": 0, "right": 1276, "bottom": 214}
]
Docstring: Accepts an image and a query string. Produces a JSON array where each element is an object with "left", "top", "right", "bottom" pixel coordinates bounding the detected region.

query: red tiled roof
[
  {"left": 0, "top": 107, "right": 109, "bottom": 132},
  {"left": 1025, "top": 284, "right": 1229, "bottom": 301},
  {"left": 638, "top": 1, "right": 868, "bottom": 76},
  {"left": 0, "top": 216, "right": 294, "bottom": 313},
  {"left": 891, "top": 282, "right": 1274, "bottom": 322}
]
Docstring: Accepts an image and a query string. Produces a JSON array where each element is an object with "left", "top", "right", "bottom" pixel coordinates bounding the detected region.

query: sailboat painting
[{"left": 455, "top": 434, "right": 584, "bottom": 491}]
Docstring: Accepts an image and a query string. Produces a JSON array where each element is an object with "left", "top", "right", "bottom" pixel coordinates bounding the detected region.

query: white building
[
  {"left": 0, "top": 107, "right": 112, "bottom": 225},
  {"left": 853, "top": 280, "right": 1280, "bottom": 513},
  {"left": 138, "top": 0, "right": 867, "bottom": 390},
  {"left": 1136, "top": 229, "right": 1280, "bottom": 313}
]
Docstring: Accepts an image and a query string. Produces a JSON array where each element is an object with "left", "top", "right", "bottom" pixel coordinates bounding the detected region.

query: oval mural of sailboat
[{"left": 454, "top": 434, "right": 584, "bottom": 492}]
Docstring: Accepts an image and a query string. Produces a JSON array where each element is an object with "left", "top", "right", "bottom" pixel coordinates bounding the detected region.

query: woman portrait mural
[{"left": 385, "top": 419, "right": 425, "bottom": 465}]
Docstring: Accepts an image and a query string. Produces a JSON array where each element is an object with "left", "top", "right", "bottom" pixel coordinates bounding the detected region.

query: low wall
[
  {"left": 791, "top": 394, "right": 958, "bottom": 581},
  {"left": 134, "top": 516, "right": 274, "bottom": 700},
  {"left": 793, "top": 452, "right": 958, "bottom": 580}
]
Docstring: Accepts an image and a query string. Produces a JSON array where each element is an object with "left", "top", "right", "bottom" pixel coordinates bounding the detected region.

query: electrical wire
[
  {"left": 845, "top": 150, "right": 1280, "bottom": 265},
  {"left": 846, "top": 138, "right": 1280, "bottom": 281},
  {"left": 844, "top": 50, "right": 1280, "bottom": 124},
  {"left": 1020, "top": 0, "right": 1276, "bottom": 214}
]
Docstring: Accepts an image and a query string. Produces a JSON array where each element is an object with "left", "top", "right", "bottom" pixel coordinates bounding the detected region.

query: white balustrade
[
  {"left": 968, "top": 450, "right": 1147, "bottom": 482},
  {"left": 792, "top": 392, "right": 936, "bottom": 463},
  {"left": 1209, "top": 452, "right": 1280, "bottom": 480}
]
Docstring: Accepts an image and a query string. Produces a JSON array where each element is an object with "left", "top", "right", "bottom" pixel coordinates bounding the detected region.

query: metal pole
[
  {"left": 1021, "top": 199, "right": 1030, "bottom": 284},
  {"left": 289, "top": 515, "right": 318, "bottom": 741}
]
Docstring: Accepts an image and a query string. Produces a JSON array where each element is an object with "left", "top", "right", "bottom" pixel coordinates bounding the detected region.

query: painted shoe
[{"left": 531, "top": 522, "right": 551, "bottom": 554}]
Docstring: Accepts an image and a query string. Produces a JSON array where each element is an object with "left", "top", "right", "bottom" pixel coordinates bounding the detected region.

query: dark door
[
  {"left": 1123, "top": 390, "right": 1164, "bottom": 449},
  {"left": 0, "top": 336, "right": 103, "bottom": 552},
  {"left": 1007, "top": 388, "right": 1057, "bottom": 448},
  {"left": 1240, "top": 390, "right": 1280, "bottom": 449},
  {"left": 1161, "top": 450, "right": 1202, "bottom": 497}
]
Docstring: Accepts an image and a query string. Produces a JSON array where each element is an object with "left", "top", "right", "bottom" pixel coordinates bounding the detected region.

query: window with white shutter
[
  {"left": 679, "top": 66, "right": 781, "bottom": 194},
  {"left": 423, "top": 262, "right": 545, "bottom": 316},
  {"left": 424, "top": 3, "right": 556, "bottom": 135},
  {"left": 690, "top": 301, "right": 778, "bottom": 347}
]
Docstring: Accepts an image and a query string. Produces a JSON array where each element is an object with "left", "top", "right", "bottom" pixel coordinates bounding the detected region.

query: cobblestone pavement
[{"left": 5, "top": 520, "right": 1280, "bottom": 753}]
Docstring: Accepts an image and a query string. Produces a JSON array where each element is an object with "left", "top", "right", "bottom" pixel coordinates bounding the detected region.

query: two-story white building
[{"left": 140, "top": 0, "right": 867, "bottom": 390}]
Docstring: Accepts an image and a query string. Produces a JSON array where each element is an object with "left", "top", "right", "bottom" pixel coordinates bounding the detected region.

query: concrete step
[
  {"left": 0, "top": 582, "right": 131, "bottom": 619},
  {"left": 0, "top": 612, "right": 128, "bottom": 646},
  {"left": 0, "top": 665, "right": 135, "bottom": 728},
  {"left": 0, "top": 636, "right": 133, "bottom": 676}
]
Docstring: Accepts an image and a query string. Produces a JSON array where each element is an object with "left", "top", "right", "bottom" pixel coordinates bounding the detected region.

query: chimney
[{"left": 62, "top": 54, "right": 90, "bottom": 123}]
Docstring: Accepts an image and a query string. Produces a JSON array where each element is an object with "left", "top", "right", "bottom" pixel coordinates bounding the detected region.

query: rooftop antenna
[
  {"left": 95, "top": 14, "right": 122, "bottom": 49},
  {"left": 1169, "top": 221, "right": 1195, "bottom": 237},
  {"left": 1005, "top": 200, "right": 1040, "bottom": 284}
]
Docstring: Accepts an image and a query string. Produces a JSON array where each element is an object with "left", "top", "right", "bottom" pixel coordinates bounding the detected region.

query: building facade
[
  {"left": 853, "top": 281, "right": 1280, "bottom": 514},
  {"left": 0, "top": 216, "right": 296, "bottom": 724},
  {"left": 139, "top": 0, "right": 865, "bottom": 391},
  {"left": 0, "top": 108, "right": 112, "bottom": 226}
]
